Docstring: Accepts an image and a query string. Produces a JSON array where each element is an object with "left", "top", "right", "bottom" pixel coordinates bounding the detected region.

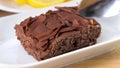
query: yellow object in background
[
  {"left": 14, "top": 0, "right": 66, "bottom": 8},
  {"left": 14, "top": 0, "right": 27, "bottom": 5},
  {"left": 27, "top": 0, "right": 65, "bottom": 8}
]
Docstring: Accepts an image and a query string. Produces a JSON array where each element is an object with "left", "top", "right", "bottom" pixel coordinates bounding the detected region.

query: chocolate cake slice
[{"left": 15, "top": 7, "right": 101, "bottom": 61}]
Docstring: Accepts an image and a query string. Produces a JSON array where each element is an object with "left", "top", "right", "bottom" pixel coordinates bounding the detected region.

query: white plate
[
  {"left": 0, "top": 6, "right": 120, "bottom": 68},
  {"left": 0, "top": 0, "right": 80, "bottom": 13}
]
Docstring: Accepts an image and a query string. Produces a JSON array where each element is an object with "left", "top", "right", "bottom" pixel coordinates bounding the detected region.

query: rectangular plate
[{"left": 0, "top": 2, "right": 120, "bottom": 68}]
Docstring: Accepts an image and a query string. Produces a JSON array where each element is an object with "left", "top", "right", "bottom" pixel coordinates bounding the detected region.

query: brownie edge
[{"left": 15, "top": 7, "right": 101, "bottom": 61}]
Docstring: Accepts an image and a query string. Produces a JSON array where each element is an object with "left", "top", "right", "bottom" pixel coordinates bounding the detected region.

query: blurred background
[{"left": 0, "top": 0, "right": 76, "bottom": 17}]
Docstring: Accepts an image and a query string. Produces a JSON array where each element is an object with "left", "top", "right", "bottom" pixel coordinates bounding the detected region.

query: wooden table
[
  {"left": 64, "top": 47, "right": 120, "bottom": 68},
  {"left": 0, "top": 10, "right": 14, "bottom": 17},
  {"left": 0, "top": 10, "right": 120, "bottom": 68}
]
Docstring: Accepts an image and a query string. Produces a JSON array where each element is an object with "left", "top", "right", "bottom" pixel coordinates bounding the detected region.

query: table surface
[{"left": 0, "top": 0, "right": 120, "bottom": 67}]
